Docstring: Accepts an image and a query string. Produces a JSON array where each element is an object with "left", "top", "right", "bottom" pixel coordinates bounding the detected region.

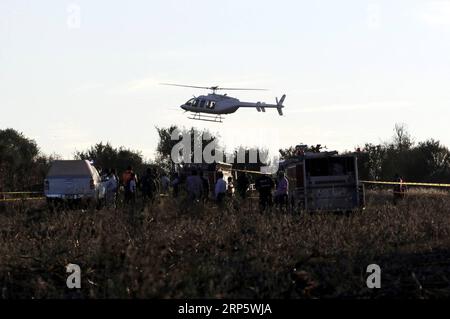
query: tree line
[
  {"left": 0, "top": 124, "right": 449, "bottom": 191},
  {"left": 356, "top": 124, "right": 450, "bottom": 182}
]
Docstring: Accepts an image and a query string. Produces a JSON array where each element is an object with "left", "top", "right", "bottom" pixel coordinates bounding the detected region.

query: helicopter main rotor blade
[
  {"left": 160, "top": 83, "right": 268, "bottom": 91},
  {"left": 160, "top": 83, "right": 212, "bottom": 90},
  {"left": 217, "top": 87, "right": 268, "bottom": 91}
]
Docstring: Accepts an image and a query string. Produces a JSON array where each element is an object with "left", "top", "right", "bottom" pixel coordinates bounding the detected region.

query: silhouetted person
[
  {"left": 214, "top": 171, "right": 227, "bottom": 205},
  {"left": 171, "top": 173, "right": 181, "bottom": 198},
  {"left": 186, "top": 169, "right": 203, "bottom": 202},
  {"left": 255, "top": 174, "right": 274, "bottom": 212},
  {"left": 126, "top": 173, "right": 137, "bottom": 206},
  {"left": 122, "top": 166, "right": 133, "bottom": 186},
  {"left": 161, "top": 172, "right": 170, "bottom": 194},
  {"left": 236, "top": 173, "right": 250, "bottom": 199},
  {"left": 275, "top": 171, "right": 289, "bottom": 210},
  {"left": 393, "top": 173, "right": 407, "bottom": 205},
  {"left": 199, "top": 170, "right": 210, "bottom": 202},
  {"left": 141, "top": 168, "right": 155, "bottom": 204}
]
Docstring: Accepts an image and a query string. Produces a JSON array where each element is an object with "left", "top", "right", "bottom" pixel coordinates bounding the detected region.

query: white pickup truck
[{"left": 44, "top": 160, "right": 106, "bottom": 207}]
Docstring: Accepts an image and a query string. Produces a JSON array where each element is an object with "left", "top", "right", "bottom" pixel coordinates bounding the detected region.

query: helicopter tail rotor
[{"left": 276, "top": 94, "right": 286, "bottom": 116}]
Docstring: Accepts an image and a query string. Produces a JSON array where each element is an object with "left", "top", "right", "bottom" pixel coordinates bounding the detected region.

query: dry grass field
[{"left": 1, "top": 190, "right": 450, "bottom": 299}]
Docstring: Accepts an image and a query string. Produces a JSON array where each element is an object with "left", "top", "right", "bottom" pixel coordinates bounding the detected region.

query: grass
[{"left": 1, "top": 190, "right": 450, "bottom": 299}]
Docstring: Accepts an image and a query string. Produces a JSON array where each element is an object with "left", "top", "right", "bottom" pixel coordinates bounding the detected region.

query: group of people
[
  {"left": 255, "top": 171, "right": 289, "bottom": 211},
  {"left": 100, "top": 164, "right": 290, "bottom": 211},
  {"left": 178, "top": 169, "right": 234, "bottom": 204},
  {"left": 100, "top": 166, "right": 168, "bottom": 207}
]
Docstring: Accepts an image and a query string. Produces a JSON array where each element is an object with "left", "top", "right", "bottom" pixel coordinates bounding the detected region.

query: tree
[
  {"left": 392, "top": 123, "right": 413, "bottom": 151},
  {"left": 0, "top": 128, "right": 47, "bottom": 191},
  {"left": 75, "top": 142, "right": 145, "bottom": 175},
  {"left": 413, "top": 139, "right": 450, "bottom": 182},
  {"left": 155, "top": 126, "right": 218, "bottom": 172},
  {"left": 155, "top": 125, "right": 179, "bottom": 172},
  {"left": 358, "top": 143, "right": 386, "bottom": 180},
  {"left": 357, "top": 124, "right": 450, "bottom": 182}
]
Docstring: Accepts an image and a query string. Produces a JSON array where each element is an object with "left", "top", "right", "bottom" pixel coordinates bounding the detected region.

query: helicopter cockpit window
[
  {"left": 207, "top": 101, "right": 216, "bottom": 109},
  {"left": 199, "top": 99, "right": 206, "bottom": 108},
  {"left": 186, "top": 98, "right": 195, "bottom": 106}
]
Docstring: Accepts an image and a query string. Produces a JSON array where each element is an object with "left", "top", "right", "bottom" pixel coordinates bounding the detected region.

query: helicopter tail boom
[{"left": 238, "top": 94, "right": 286, "bottom": 116}]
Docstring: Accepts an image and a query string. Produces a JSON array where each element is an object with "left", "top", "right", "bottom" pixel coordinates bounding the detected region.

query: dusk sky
[{"left": 1, "top": 0, "right": 449, "bottom": 160}]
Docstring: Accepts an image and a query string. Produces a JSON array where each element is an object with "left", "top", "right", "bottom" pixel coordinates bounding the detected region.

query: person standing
[
  {"left": 214, "top": 171, "right": 227, "bottom": 204},
  {"left": 109, "top": 168, "right": 119, "bottom": 207},
  {"left": 141, "top": 168, "right": 155, "bottom": 204},
  {"left": 393, "top": 173, "right": 407, "bottom": 205},
  {"left": 255, "top": 173, "right": 274, "bottom": 212},
  {"left": 128, "top": 173, "right": 137, "bottom": 206},
  {"left": 236, "top": 173, "right": 250, "bottom": 199},
  {"left": 275, "top": 171, "right": 289, "bottom": 210},
  {"left": 161, "top": 172, "right": 170, "bottom": 194},
  {"left": 199, "top": 170, "right": 210, "bottom": 202},
  {"left": 171, "top": 173, "right": 181, "bottom": 198},
  {"left": 106, "top": 169, "right": 118, "bottom": 208},
  {"left": 186, "top": 169, "right": 203, "bottom": 202},
  {"left": 226, "top": 176, "right": 235, "bottom": 198},
  {"left": 122, "top": 166, "right": 133, "bottom": 187},
  {"left": 122, "top": 165, "right": 134, "bottom": 204}
]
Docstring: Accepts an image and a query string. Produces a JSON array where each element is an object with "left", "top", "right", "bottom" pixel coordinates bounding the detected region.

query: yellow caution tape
[
  {"left": 361, "top": 181, "right": 450, "bottom": 188},
  {"left": 230, "top": 171, "right": 450, "bottom": 188},
  {"left": 231, "top": 168, "right": 270, "bottom": 175},
  {"left": 0, "top": 191, "right": 43, "bottom": 195},
  {"left": 0, "top": 197, "right": 45, "bottom": 202}
]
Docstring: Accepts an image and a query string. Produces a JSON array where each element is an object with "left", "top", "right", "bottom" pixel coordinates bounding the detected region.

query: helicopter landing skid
[{"left": 188, "top": 112, "right": 223, "bottom": 123}]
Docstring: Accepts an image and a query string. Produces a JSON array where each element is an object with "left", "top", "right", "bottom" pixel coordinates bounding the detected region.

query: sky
[{"left": 1, "top": 0, "right": 449, "bottom": 161}]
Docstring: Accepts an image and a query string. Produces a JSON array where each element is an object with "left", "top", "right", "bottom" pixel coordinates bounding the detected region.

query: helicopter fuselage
[{"left": 180, "top": 94, "right": 241, "bottom": 114}]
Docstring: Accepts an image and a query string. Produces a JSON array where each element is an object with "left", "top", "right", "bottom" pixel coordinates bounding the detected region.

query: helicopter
[{"left": 162, "top": 83, "right": 286, "bottom": 123}]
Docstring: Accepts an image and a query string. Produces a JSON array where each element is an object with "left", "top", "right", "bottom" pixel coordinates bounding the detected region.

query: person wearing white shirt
[
  {"left": 105, "top": 170, "right": 118, "bottom": 208},
  {"left": 214, "top": 171, "right": 227, "bottom": 203}
]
